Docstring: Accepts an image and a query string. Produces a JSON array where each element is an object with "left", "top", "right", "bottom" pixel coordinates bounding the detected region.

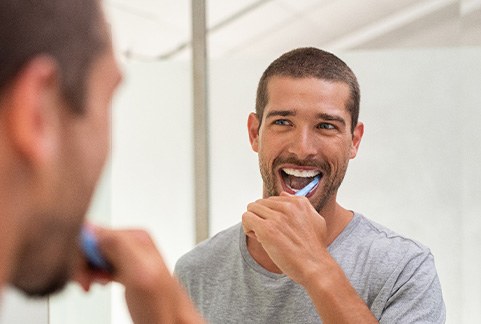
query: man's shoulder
[
  {"left": 350, "top": 213, "right": 439, "bottom": 283},
  {"left": 174, "top": 223, "right": 241, "bottom": 274},
  {"left": 350, "top": 214, "right": 445, "bottom": 322},
  {"left": 334, "top": 213, "right": 434, "bottom": 274},
  {"left": 353, "top": 213, "right": 430, "bottom": 254}
]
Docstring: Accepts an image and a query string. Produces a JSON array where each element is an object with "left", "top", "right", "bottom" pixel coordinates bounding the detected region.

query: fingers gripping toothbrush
[{"left": 80, "top": 227, "right": 112, "bottom": 272}]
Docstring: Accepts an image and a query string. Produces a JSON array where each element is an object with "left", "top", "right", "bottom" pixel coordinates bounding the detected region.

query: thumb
[{"left": 280, "top": 191, "right": 292, "bottom": 197}]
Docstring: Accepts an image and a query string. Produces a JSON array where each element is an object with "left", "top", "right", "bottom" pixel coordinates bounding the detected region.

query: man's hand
[
  {"left": 242, "top": 193, "right": 378, "bottom": 323},
  {"left": 242, "top": 191, "right": 330, "bottom": 285},
  {"left": 74, "top": 227, "right": 204, "bottom": 324}
]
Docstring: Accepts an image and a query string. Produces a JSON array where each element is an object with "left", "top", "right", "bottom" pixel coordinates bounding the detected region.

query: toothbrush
[
  {"left": 294, "top": 176, "right": 320, "bottom": 197},
  {"left": 80, "top": 227, "right": 112, "bottom": 272}
]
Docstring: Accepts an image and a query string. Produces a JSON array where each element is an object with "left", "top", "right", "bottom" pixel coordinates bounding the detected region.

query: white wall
[
  {"left": 340, "top": 48, "right": 480, "bottom": 323},
  {"left": 0, "top": 288, "right": 47, "bottom": 324},
  {"left": 110, "top": 60, "right": 195, "bottom": 324}
]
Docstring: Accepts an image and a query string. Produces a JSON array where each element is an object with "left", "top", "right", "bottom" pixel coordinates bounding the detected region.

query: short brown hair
[
  {"left": 255, "top": 47, "right": 360, "bottom": 132},
  {"left": 0, "top": 0, "right": 107, "bottom": 113}
]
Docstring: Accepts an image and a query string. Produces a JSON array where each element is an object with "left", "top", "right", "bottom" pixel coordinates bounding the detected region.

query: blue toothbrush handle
[
  {"left": 294, "top": 176, "right": 320, "bottom": 197},
  {"left": 80, "top": 227, "right": 112, "bottom": 272}
]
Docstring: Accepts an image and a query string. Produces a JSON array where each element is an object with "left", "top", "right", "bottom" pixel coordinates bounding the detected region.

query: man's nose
[{"left": 287, "top": 127, "right": 318, "bottom": 160}]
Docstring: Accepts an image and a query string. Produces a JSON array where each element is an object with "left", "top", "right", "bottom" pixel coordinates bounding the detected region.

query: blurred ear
[
  {"left": 6, "top": 56, "right": 62, "bottom": 167},
  {"left": 349, "top": 122, "right": 364, "bottom": 159},
  {"left": 247, "top": 112, "right": 260, "bottom": 153}
]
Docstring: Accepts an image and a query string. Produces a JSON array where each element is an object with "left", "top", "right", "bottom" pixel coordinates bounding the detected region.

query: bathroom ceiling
[{"left": 104, "top": 0, "right": 481, "bottom": 60}]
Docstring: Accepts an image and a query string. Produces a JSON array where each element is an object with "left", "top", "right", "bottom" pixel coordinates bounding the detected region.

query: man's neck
[
  {"left": 0, "top": 222, "right": 16, "bottom": 291},
  {"left": 321, "top": 203, "right": 354, "bottom": 244},
  {"left": 0, "top": 203, "right": 26, "bottom": 292},
  {"left": 245, "top": 202, "right": 354, "bottom": 274}
]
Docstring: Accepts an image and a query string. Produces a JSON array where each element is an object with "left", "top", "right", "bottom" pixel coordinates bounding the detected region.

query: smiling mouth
[{"left": 280, "top": 168, "right": 322, "bottom": 194}]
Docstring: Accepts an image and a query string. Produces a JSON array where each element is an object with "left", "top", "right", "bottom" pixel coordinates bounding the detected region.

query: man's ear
[
  {"left": 247, "top": 112, "right": 260, "bottom": 153},
  {"left": 6, "top": 56, "right": 62, "bottom": 167},
  {"left": 349, "top": 122, "right": 364, "bottom": 159}
]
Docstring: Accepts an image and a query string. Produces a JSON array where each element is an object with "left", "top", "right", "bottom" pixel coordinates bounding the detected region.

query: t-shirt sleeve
[
  {"left": 379, "top": 249, "right": 446, "bottom": 324},
  {"left": 173, "top": 254, "right": 194, "bottom": 293}
]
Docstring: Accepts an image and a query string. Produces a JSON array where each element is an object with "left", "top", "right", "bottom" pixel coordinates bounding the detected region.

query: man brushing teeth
[
  {"left": 280, "top": 167, "right": 320, "bottom": 196},
  {"left": 175, "top": 48, "right": 445, "bottom": 324}
]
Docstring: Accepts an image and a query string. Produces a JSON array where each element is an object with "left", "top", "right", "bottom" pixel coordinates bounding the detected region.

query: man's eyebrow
[
  {"left": 317, "top": 113, "right": 346, "bottom": 126},
  {"left": 265, "top": 110, "right": 296, "bottom": 119},
  {"left": 264, "top": 110, "right": 347, "bottom": 126}
]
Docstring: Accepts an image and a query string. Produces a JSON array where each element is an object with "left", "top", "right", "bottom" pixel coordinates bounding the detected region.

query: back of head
[
  {"left": 0, "top": 0, "right": 112, "bottom": 298},
  {"left": 0, "top": 0, "right": 107, "bottom": 112},
  {"left": 255, "top": 47, "right": 360, "bottom": 132}
]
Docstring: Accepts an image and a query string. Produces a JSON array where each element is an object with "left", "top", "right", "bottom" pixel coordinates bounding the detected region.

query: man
[
  {"left": 0, "top": 0, "right": 203, "bottom": 323},
  {"left": 175, "top": 48, "right": 446, "bottom": 323}
]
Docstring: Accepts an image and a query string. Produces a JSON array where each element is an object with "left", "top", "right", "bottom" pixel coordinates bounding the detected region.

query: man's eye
[
  {"left": 274, "top": 119, "right": 290, "bottom": 126},
  {"left": 318, "top": 123, "right": 335, "bottom": 130}
]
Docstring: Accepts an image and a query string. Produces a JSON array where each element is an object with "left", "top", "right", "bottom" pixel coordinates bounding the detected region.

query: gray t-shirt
[{"left": 175, "top": 213, "right": 445, "bottom": 323}]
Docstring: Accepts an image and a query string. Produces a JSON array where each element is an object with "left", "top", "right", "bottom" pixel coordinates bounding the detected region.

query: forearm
[
  {"left": 90, "top": 228, "right": 205, "bottom": 324},
  {"left": 160, "top": 278, "right": 205, "bottom": 324},
  {"left": 302, "top": 255, "right": 378, "bottom": 324},
  {"left": 125, "top": 271, "right": 205, "bottom": 324}
]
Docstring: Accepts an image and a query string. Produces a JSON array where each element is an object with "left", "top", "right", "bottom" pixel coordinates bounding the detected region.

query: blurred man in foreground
[{"left": 0, "top": 0, "right": 203, "bottom": 323}]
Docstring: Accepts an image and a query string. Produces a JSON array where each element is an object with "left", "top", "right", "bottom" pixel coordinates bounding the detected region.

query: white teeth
[{"left": 282, "top": 168, "right": 320, "bottom": 177}]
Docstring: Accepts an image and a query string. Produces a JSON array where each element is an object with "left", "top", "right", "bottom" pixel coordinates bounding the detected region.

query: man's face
[
  {"left": 12, "top": 40, "right": 122, "bottom": 297},
  {"left": 62, "top": 41, "right": 122, "bottom": 216},
  {"left": 248, "top": 76, "right": 363, "bottom": 212}
]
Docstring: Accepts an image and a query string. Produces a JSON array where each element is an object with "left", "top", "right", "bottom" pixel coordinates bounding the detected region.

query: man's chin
[{"left": 14, "top": 272, "right": 69, "bottom": 298}]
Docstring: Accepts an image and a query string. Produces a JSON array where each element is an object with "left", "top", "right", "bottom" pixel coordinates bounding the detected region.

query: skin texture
[
  {"left": 242, "top": 76, "right": 378, "bottom": 323},
  {"left": 0, "top": 4, "right": 204, "bottom": 323}
]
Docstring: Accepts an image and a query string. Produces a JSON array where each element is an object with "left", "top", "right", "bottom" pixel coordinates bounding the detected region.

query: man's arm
[
  {"left": 242, "top": 194, "right": 378, "bottom": 324},
  {"left": 301, "top": 255, "right": 378, "bottom": 323},
  {"left": 75, "top": 228, "right": 204, "bottom": 324},
  {"left": 376, "top": 250, "right": 445, "bottom": 323}
]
